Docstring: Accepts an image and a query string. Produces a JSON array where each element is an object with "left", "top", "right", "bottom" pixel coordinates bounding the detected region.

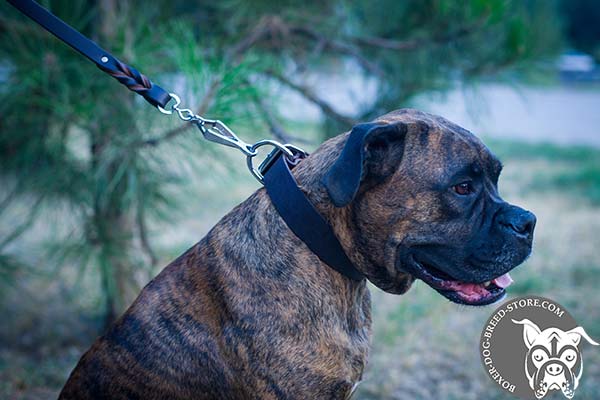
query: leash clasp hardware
[
  {"left": 158, "top": 93, "right": 307, "bottom": 184},
  {"left": 196, "top": 119, "right": 256, "bottom": 157},
  {"left": 158, "top": 93, "right": 256, "bottom": 157},
  {"left": 248, "top": 142, "right": 308, "bottom": 184}
]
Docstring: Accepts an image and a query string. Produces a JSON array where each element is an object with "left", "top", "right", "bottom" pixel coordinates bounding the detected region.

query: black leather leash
[
  {"left": 7, "top": 0, "right": 364, "bottom": 282},
  {"left": 7, "top": 0, "right": 172, "bottom": 109}
]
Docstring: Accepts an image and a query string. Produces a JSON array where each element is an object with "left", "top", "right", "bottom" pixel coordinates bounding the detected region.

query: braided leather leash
[
  {"left": 7, "top": 0, "right": 172, "bottom": 108},
  {"left": 98, "top": 59, "right": 153, "bottom": 95}
]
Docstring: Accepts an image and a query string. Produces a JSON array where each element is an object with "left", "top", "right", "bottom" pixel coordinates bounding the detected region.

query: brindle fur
[{"left": 60, "top": 109, "right": 526, "bottom": 399}]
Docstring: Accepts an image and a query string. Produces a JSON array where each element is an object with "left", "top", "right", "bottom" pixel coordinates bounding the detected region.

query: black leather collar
[{"left": 263, "top": 152, "right": 364, "bottom": 281}]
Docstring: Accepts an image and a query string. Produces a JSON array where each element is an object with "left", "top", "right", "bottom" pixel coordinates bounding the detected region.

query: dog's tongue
[
  {"left": 438, "top": 272, "right": 514, "bottom": 302},
  {"left": 492, "top": 273, "right": 513, "bottom": 289},
  {"left": 441, "top": 272, "right": 514, "bottom": 297}
]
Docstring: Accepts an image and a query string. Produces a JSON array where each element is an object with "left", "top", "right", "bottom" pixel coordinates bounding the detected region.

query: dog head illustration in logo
[{"left": 512, "top": 319, "right": 598, "bottom": 399}]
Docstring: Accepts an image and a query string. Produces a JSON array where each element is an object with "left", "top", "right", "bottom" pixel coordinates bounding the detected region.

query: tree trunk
[{"left": 91, "top": 0, "right": 139, "bottom": 329}]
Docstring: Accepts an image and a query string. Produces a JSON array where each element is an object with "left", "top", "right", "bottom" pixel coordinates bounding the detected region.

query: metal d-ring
[
  {"left": 157, "top": 93, "right": 181, "bottom": 115},
  {"left": 246, "top": 140, "right": 295, "bottom": 184}
]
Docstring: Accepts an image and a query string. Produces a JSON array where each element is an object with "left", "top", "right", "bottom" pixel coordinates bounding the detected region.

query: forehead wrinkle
[
  {"left": 449, "top": 131, "right": 503, "bottom": 182},
  {"left": 452, "top": 161, "right": 482, "bottom": 179},
  {"left": 441, "top": 134, "right": 482, "bottom": 174},
  {"left": 400, "top": 115, "right": 501, "bottom": 183}
]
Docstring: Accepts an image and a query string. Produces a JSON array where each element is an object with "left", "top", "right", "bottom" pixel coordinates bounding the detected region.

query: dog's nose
[
  {"left": 497, "top": 205, "right": 536, "bottom": 238},
  {"left": 546, "top": 363, "right": 564, "bottom": 376}
]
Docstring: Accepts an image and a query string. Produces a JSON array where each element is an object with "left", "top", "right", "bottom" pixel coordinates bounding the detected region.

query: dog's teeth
[{"left": 484, "top": 281, "right": 491, "bottom": 287}]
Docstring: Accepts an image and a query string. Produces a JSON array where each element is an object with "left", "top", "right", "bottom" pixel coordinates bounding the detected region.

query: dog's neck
[
  {"left": 207, "top": 182, "right": 369, "bottom": 317},
  {"left": 290, "top": 135, "right": 367, "bottom": 269},
  {"left": 282, "top": 135, "right": 382, "bottom": 284},
  {"left": 287, "top": 133, "right": 414, "bottom": 295}
]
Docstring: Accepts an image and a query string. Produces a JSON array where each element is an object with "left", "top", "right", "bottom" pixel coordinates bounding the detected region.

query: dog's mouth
[{"left": 405, "top": 257, "right": 512, "bottom": 306}]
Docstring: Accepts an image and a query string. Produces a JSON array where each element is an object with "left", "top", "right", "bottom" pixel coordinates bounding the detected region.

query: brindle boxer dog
[{"left": 60, "top": 109, "right": 536, "bottom": 399}]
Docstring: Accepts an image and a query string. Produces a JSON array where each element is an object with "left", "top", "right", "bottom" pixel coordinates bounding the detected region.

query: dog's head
[
  {"left": 299, "top": 109, "right": 536, "bottom": 305},
  {"left": 512, "top": 319, "right": 599, "bottom": 399}
]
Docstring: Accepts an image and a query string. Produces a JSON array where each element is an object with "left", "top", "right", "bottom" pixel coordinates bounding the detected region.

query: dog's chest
[
  {"left": 260, "top": 300, "right": 371, "bottom": 397},
  {"left": 254, "top": 323, "right": 370, "bottom": 398},
  {"left": 228, "top": 283, "right": 371, "bottom": 398}
]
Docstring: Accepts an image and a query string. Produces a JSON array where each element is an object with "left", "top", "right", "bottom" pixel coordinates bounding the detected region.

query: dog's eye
[{"left": 453, "top": 181, "right": 473, "bottom": 196}]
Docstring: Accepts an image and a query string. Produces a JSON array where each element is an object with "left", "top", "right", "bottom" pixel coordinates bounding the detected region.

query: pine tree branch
[
  {"left": 139, "top": 19, "right": 280, "bottom": 149},
  {"left": 248, "top": 87, "right": 315, "bottom": 145},
  {"left": 264, "top": 70, "right": 357, "bottom": 128},
  {"left": 0, "top": 198, "right": 43, "bottom": 251},
  {"left": 140, "top": 13, "right": 486, "bottom": 149},
  {"left": 349, "top": 15, "right": 489, "bottom": 51},
  {"left": 227, "top": 16, "right": 287, "bottom": 62},
  {"left": 288, "top": 26, "right": 384, "bottom": 76},
  {"left": 0, "top": 183, "right": 20, "bottom": 215},
  {"left": 136, "top": 204, "right": 158, "bottom": 268}
]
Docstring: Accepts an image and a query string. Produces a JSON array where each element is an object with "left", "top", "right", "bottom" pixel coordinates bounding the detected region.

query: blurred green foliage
[{"left": 0, "top": 0, "right": 564, "bottom": 325}]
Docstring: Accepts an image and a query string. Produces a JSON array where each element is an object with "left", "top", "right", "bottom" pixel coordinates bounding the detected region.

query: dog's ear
[
  {"left": 512, "top": 319, "right": 542, "bottom": 349},
  {"left": 565, "top": 326, "right": 599, "bottom": 347},
  {"left": 323, "top": 122, "right": 407, "bottom": 207}
]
